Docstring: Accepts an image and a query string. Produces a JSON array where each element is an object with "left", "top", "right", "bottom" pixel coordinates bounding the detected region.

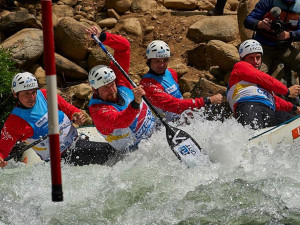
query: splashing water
[{"left": 1, "top": 112, "right": 300, "bottom": 224}]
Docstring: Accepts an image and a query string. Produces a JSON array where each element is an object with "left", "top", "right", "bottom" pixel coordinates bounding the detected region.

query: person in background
[
  {"left": 244, "top": 0, "right": 300, "bottom": 75},
  {"left": 86, "top": 26, "right": 156, "bottom": 152},
  {"left": 227, "top": 39, "right": 300, "bottom": 129},
  {"left": 0, "top": 72, "right": 116, "bottom": 168},
  {"left": 139, "top": 40, "right": 223, "bottom": 123},
  {"left": 207, "top": 0, "right": 228, "bottom": 16}
]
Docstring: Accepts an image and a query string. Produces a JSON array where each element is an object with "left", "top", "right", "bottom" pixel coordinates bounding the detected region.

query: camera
[
  {"left": 270, "top": 19, "right": 286, "bottom": 35},
  {"left": 270, "top": 19, "right": 291, "bottom": 48}
]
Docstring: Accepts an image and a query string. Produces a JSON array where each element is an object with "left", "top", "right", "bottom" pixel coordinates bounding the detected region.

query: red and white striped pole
[{"left": 41, "top": 0, "right": 63, "bottom": 202}]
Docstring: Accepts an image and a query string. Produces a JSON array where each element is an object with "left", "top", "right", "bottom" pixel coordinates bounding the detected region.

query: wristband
[
  {"left": 285, "top": 89, "right": 290, "bottom": 97},
  {"left": 99, "top": 31, "right": 107, "bottom": 42},
  {"left": 130, "top": 100, "right": 140, "bottom": 109}
]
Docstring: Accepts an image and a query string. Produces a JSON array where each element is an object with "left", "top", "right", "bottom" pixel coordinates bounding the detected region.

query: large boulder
[
  {"left": 52, "top": 4, "right": 74, "bottom": 18},
  {"left": 0, "top": 8, "right": 42, "bottom": 36},
  {"left": 0, "top": 28, "right": 43, "bottom": 69},
  {"left": 55, "top": 53, "right": 88, "bottom": 79},
  {"left": 186, "top": 43, "right": 208, "bottom": 70},
  {"left": 105, "top": 0, "right": 133, "bottom": 14},
  {"left": 131, "top": 0, "right": 158, "bottom": 12},
  {"left": 122, "top": 18, "right": 142, "bottom": 36},
  {"left": 206, "top": 40, "right": 239, "bottom": 72},
  {"left": 87, "top": 46, "right": 112, "bottom": 71},
  {"left": 187, "top": 16, "right": 239, "bottom": 43},
  {"left": 192, "top": 77, "right": 227, "bottom": 98},
  {"left": 60, "top": 0, "right": 78, "bottom": 7},
  {"left": 179, "top": 74, "right": 200, "bottom": 93},
  {"left": 55, "top": 17, "right": 90, "bottom": 61},
  {"left": 98, "top": 18, "right": 118, "bottom": 28},
  {"left": 162, "top": 0, "right": 197, "bottom": 10}
]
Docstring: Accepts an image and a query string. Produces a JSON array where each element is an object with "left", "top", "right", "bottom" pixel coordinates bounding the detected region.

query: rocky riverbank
[{"left": 0, "top": 0, "right": 259, "bottom": 124}]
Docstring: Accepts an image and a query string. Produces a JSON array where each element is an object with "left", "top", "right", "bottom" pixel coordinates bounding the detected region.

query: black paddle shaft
[
  {"left": 4, "top": 135, "right": 48, "bottom": 162},
  {"left": 4, "top": 122, "right": 73, "bottom": 162},
  {"left": 92, "top": 35, "right": 168, "bottom": 127},
  {"left": 92, "top": 35, "right": 204, "bottom": 162}
]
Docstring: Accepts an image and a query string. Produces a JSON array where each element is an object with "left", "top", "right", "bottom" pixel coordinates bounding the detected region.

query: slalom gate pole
[{"left": 41, "top": 0, "right": 63, "bottom": 202}]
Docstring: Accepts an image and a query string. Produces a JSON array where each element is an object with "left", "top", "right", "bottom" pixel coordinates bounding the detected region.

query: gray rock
[
  {"left": 55, "top": 17, "right": 90, "bottom": 61},
  {"left": 55, "top": 53, "right": 88, "bottom": 79},
  {"left": 187, "top": 16, "right": 238, "bottom": 43},
  {"left": 0, "top": 28, "right": 43, "bottom": 69}
]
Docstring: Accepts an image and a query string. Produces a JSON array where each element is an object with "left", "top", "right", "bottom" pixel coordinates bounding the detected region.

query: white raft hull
[
  {"left": 20, "top": 126, "right": 105, "bottom": 165},
  {"left": 248, "top": 115, "right": 300, "bottom": 148}
]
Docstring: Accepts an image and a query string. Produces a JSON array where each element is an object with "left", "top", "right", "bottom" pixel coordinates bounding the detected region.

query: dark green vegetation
[{"left": 0, "top": 48, "right": 18, "bottom": 128}]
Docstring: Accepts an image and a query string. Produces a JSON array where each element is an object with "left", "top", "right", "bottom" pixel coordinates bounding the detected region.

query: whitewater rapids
[{"left": 1, "top": 111, "right": 300, "bottom": 224}]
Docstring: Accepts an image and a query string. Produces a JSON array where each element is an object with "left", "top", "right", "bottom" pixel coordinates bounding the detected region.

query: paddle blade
[{"left": 165, "top": 125, "right": 205, "bottom": 166}]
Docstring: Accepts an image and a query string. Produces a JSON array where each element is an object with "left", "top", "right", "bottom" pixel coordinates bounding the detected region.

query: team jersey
[
  {"left": 88, "top": 32, "right": 156, "bottom": 151},
  {"left": 227, "top": 61, "right": 293, "bottom": 113},
  {"left": 140, "top": 68, "right": 205, "bottom": 122},
  {"left": 0, "top": 89, "right": 81, "bottom": 160},
  {"left": 89, "top": 86, "right": 155, "bottom": 150}
]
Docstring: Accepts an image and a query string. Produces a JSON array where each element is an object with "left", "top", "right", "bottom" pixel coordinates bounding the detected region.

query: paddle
[
  {"left": 4, "top": 135, "right": 48, "bottom": 162},
  {"left": 4, "top": 121, "right": 73, "bottom": 162},
  {"left": 92, "top": 34, "right": 205, "bottom": 165}
]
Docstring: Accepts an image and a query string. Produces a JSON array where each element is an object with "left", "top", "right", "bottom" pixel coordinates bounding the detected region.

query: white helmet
[
  {"left": 146, "top": 40, "right": 170, "bottom": 59},
  {"left": 88, "top": 65, "right": 116, "bottom": 89},
  {"left": 12, "top": 72, "right": 38, "bottom": 93},
  {"left": 239, "top": 39, "right": 263, "bottom": 58}
]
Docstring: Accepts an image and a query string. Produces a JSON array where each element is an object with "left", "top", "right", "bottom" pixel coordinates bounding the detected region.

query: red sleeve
[
  {"left": 274, "top": 95, "right": 293, "bottom": 111},
  {"left": 40, "top": 89, "right": 81, "bottom": 119},
  {"left": 0, "top": 115, "right": 34, "bottom": 159},
  {"left": 102, "top": 33, "right": 132, "bottom": 89},
  {"left": 140, "top": 72, "right": 205, "bottom": 114},
  {"left": 229, "top": 61, "right": 289, "bottom": 95},
  {"left": 89, "top": 100, "right": 140, "bottom": 135}
]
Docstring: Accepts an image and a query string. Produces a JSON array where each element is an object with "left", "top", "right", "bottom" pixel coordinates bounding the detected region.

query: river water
[{"left": 1, "top": 112, "right": 300, "bottom": 224}]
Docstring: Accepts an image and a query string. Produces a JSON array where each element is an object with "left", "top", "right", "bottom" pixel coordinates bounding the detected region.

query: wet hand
[
  {"left": 0, "top": 156, "right": 8, "bottom": 168},
  {"left": 133, "top": 85, "right": 145, "bottom": 104},
  {"left": 209, "top": 93, "right": 223, "bottom": 105},
  {"left": 257, "top": 18, "right": 271, "bottom": 31},
  {"left": 288, "top": 85, "right": 300, "bottom": 98},
  {"left": 85, "top": 26, "right": 101, "bottom": 40},
  {"left": 72, "top": 112, "right": 86, "bottom": 126}
]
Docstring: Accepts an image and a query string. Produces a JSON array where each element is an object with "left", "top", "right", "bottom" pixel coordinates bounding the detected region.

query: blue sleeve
[
  {"left": 244, "top": 0, "right": 274, "bottom": 31},
  {"left": 290, "top": 23, "right": 300, "bottom": 41}
]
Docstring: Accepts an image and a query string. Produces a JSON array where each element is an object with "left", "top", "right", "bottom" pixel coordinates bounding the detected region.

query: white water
[{"left": 2, "top": 112, "right": 300, "bottom": 224}]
